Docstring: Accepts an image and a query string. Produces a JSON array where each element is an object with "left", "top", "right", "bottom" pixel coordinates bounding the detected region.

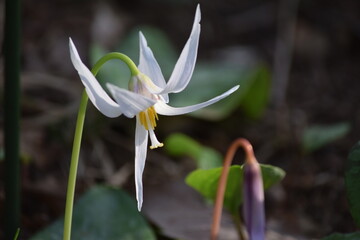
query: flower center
[{"left": 139, "top": 106, "right": 159, "bottom": 131}]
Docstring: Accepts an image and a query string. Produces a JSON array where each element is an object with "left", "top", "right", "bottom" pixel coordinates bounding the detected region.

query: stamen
[
  {"left": 139, "top": 106, "right": 158, "bottom": 131},
  {"left": 139, "top": 111, "right": 148, "bottom": 130},
  {"left": 147, "top": 107, "right": 158, "bottom": 128}
]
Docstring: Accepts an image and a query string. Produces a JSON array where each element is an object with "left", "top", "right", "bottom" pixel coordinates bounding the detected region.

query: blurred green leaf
[
  {"left": 321, "top": 232, "right": 360, "bottom": 240},
  {"left": 170, "top": 63, "right": 244, "bottom": 120},
  {"left": 240, "top": 65, "right": 271, "bottom": 119},
  {"left": 345, "top": 141, "right": 360, "bottom": 228},
  {"left": 30, "top": 185, "right": 156, "bottom": 240},
  {"left": 165, "top": 133, "right": 222, "bottom": 169},
  {"left": 302, "top": 122, "right": 350, "bottom": 153},
  {"left": 171, "top": 63, "right": 271, "bottom": 121},
  {"left": 185, "top": 164, "right": 285, "bottom": 214}
]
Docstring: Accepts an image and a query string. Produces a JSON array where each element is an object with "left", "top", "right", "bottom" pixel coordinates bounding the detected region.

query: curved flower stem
[
  {"left": 63, "top": 90, "right": 88, "bottom": 240},
  {"left": 92, "top": 52, "right": 140, "bottom": 76},
  {"left": 210, "top": 138, "right": 255, "bottom": 240},
  {"left": 63, "top": 52, "right": 139, "bottom": 240}
]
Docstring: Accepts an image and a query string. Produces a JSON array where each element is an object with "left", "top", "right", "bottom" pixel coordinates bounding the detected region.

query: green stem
[
  {"left": 62, "top": 52, "right": 138, "bottom": 240},
  {"left": 62, "top": 91, "right": 88, "bottom": 240},
  {"left": 92, "top": 52, "right": 140, "bottom": 76},
  {"left": 4, "top": 0, "right": 21, "bottom": 239}
]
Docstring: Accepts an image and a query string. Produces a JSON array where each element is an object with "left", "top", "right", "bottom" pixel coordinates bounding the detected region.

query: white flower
[{"left": 69, "top": 4, "right": 239, "bottom": 210}]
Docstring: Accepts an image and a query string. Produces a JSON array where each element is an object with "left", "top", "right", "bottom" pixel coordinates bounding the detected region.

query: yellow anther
[
  {"left": 150, "top": 143, "right": 164, "bottom": 149},
  {"left": 139, "top": 111, "right": 148, "bottom": 130},
  {"left": 139, "top": 106, "right": 158, "bottom": 131}
]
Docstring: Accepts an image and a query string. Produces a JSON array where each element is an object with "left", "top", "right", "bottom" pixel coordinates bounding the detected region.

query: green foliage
[
  {"left": 165, "top": 133, "right": 222, "bottom": 169},
  {"left": 302, "top": 122, "right": 350, "bottom": 153},
  {"left": 345, "top": 141, "right": 360, "bottom": 228},
  {"left": 240, "top": 65, "right": 271, "bottom": 119},
  {"left": 185, "top": 164, "right": 285, "bottom": 214},
  {"left": 90, "top": 26, "right": 271, "bottom": 121},
  {"left": 322, "top": 232, "right": 360, "bottom": 240},
  {"left": 30, "top": 185, "right": 156, "bottom": 240},
  {"left": 170, "top": 62, "right": 270, "bottom": 121}
]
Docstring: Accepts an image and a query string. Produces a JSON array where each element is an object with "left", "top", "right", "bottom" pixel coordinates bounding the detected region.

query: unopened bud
[{"left": 243, "top": 157, "right": 265, "bottom": 240}]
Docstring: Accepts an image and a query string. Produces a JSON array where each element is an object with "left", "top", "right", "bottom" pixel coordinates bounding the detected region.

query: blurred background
[{"left": 1, "top": 0, "right": 360, "bottom": 239}]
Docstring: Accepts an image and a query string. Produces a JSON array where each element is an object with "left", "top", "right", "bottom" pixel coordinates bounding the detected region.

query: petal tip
[
  {"left": 105, "top": 82, "right": 115, "bottom": 91},
  {"left": 139, "top": 31, "right": 144, "bottom": 40},
  {"left": 137, "top": 201, "right": 143, "bottom": 211},
  {"left": 225, "top": 85, "right": 240, "bottom": 96},
  {"left": 195, "top": 4, "right": 201, "bottom": 23},
  {"left": 69, "top": 37, "right": 76, "bottom": 51},
  {"left": 69, "top": 39, "right": 74, "bottom": 51},
  {"left": 228, "top": 85, "right": 240, "bottom": 94},
  {"left": 69, "top": 38, "right": 83, "bottom": 71},
  {"left": 139, "top": 31, "right": 147, "bottom": 46}
]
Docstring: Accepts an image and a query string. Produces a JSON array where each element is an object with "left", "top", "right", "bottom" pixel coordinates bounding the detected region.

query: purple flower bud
[{"left": 243, "top": 158, "right": 265, "bottom": 240}]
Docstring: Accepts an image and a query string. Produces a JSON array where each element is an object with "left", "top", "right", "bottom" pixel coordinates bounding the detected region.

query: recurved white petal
[
  {"left": 107, "top": 83, "right": 156, "bottom": 118},
  {"left": 134, "top": 117, "right": 149, "bottom": 211},
  {"left": 138, "top": 33, "right": 169, "bottom": 103},
  {"left": 161, "top": 4, "right": 201, "bottom": 94},
  {"left": 154, "top": 85, "right": 239, "bottom": 116},
  {"left": 138, "top": 32, "right": 167, "bottom": 89},
  {"left": 69, "top": 38, "right": 123, "bottom": 118}
]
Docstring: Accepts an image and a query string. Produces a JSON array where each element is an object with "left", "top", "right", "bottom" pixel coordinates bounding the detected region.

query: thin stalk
[
  {"left": 62, "top": 51, "right": 139, "bottom": 240},
  {"left": 210, "top": 138, "right": 254, "bottom": 240},
  {"left": 3, "top": 0, "right": 21, "bottom": 239},
  {"left": 62, "top": 91, "right": 88, "bottom": 240},
  {"left": 92, "top": 52, "right": 140, "bottom": 76}
]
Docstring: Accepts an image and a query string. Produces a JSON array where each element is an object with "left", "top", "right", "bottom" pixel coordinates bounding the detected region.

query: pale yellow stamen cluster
[{"left": 139, "top": 106, "right": 159, "bottom": 130}]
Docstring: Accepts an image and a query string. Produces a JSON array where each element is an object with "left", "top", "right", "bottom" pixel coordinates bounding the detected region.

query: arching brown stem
[{"left": 210, "top": 138, "right": 255, "bottom": 240}]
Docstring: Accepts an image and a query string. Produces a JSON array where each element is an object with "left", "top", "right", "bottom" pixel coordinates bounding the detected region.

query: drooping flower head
[
  {"left": 243, "top": 155, "right": 265, "bottom": 240},
  {"left": 70, "top": 4, "right": 239, "bottom": 210}
]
